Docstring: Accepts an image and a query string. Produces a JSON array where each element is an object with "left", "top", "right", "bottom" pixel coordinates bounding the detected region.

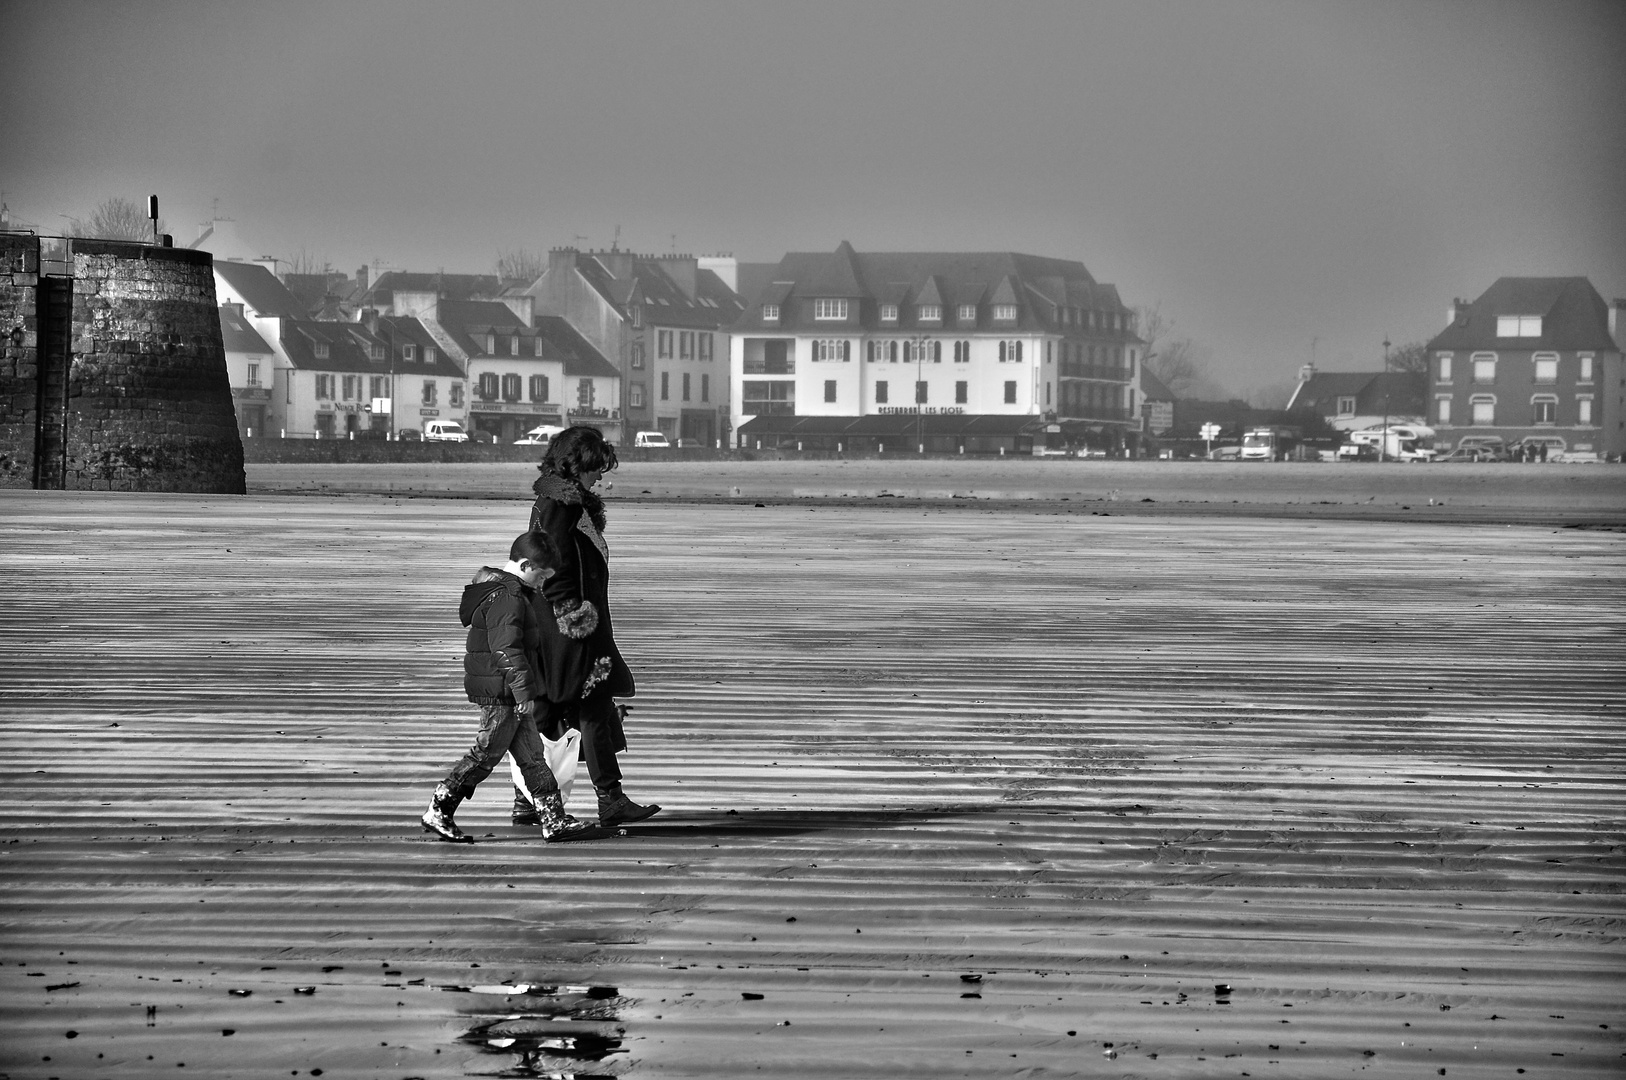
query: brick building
[{"left": 1426, "top": 278, "right": 1626, "bottom": 459}]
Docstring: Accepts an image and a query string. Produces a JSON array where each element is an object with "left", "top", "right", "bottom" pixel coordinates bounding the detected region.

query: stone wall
[
  {"left": 240, "top": 437, "right": 730, "bottom": 465},
  {"left": 0, "top": 235, "right": 40, "bottom": 487},
  {"left": 65, "top": 241, "right": 244, "bottom": 493}
]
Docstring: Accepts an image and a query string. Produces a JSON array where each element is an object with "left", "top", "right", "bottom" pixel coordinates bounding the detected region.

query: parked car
[
  {"left": 1552, "top": 451, "right": 1601, "bottom": 464},
  {"left": 634, "top": 431, "right": 671, "bottom": 448},
  {"left": 1437, "top": 445, "right": 1501, "bottom": 463},
  {"left": 1451, "top": 435, "right": 1510, "bottom": 460},
  {"left": 422, "top": 420, "right": 470, "bottom": 443},
  {"left": 514, "top": 424, "right": 566, "bottom": 446},
  {"left": 1517, "top": 435, "right": 1567, "bottom": 460}
]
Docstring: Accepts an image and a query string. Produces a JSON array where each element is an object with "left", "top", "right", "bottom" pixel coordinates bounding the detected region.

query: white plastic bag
[{"left": 510, "top": 727, "right": 581, "bottom": 807}]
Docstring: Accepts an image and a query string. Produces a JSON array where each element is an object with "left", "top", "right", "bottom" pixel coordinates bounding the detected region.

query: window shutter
[
  {"left": 932, "top": 341, "right": 941, "bottom": 363},
  {"left": 842, "top": 341, "right": 850, "bottom": 362},
  {"left": 1016, "top": 341, "right": 1024, "bottom": 362},
  {"left": 999, "top": 341, "right": 1007, "bottom": 363}
]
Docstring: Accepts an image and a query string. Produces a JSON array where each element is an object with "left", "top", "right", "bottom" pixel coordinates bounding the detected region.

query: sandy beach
[{"left": 1, "top": 485, "right": 1623, "bottom": 1078}]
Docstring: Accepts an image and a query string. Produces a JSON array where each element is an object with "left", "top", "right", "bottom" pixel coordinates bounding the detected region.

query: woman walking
[{"left": 517, "top": 426, "right": 661, "bottom": 828}]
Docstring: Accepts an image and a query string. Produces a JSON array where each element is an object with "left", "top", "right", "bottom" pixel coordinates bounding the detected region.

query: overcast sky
[{"left": 5, "top": 0, "right": 1623, "bottom": 395}]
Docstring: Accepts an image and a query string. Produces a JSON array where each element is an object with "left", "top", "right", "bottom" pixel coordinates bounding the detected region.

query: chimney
[
  {"left": 254, "top": 255, "right": 280, "bottom": 278},
  {"left": 1298, "top": 362, "right": 1316, "bottom": 383},
  {"left": 356, "top": 265, "right": 369, "bottom": 292},
  {"left": 699, "top": 255, "right": 737, "bottom": 292},
  {"left": 596, "top": 248, "right": 636, "bottom": 281},
  {"left": 1447, "top": 297, "right": 1468, "bottom": 326},
  {"left": 657, "top": 254, "right": 698, "bottom": 299},
  {"left": 1607, "top": 298, "right": 1626, "bottom": 349},
  {"left": 362, "top": 307, "right": 379, "bottom": 334},
  {"left": 501, "top": 293, "right": 534, "bottom": 325}
]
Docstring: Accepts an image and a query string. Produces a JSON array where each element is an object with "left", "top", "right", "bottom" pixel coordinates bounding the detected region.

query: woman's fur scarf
[{"left": 532, "top": 469, "right": 606, "bottom": 533}]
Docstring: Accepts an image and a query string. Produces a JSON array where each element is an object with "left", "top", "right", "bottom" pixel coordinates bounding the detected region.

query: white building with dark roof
[
  {"left": 729, "top": 242, "right": 1143, "bottom": 454},
  {"left": 219, "top": 302, "right": 276, "bottom": 438}
]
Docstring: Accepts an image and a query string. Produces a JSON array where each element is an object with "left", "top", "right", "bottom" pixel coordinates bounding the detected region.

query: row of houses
[
  {"left": 1285, "top": 277, "right": 1626, "bottom": 458},
  {"left": 202, "top": 221, "right": 1626, "bottom": 457},
  {"left": 210, "top": 240, "right": 1149, "bottom": 454}
]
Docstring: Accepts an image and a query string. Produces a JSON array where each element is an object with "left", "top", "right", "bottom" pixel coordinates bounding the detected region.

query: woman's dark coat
[{"left": 530, "top": 471, "right": 633, "bottom": 747}]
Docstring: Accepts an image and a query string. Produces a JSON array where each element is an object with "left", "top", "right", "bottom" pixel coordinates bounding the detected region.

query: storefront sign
[
  {"left": 471, "top": 402, "right": 562, "bottom": 415},
  {"left": 877, "top": 406, "right": 965, "bottom": 415},
  {"left": 419, "top": 408, "right": 440, "bottom": 417}
]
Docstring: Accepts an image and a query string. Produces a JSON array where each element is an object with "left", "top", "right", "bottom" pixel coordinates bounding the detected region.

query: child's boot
[
  {"left": 511, "top": 785, "right": 541, "bottom": 826},
  {"left": 421, "top": 783, "right": 473, "bottom": 843},
  {"left": 537, "top": 794, "right": 592, "bottom": 842}
]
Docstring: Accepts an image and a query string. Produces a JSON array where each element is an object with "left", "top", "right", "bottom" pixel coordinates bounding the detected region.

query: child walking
[{"left": 420, "top": 530, "right": 591, "bottom": 844}]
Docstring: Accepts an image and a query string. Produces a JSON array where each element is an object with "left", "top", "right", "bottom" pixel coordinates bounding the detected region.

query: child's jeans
[{"left": 443, "top": 703, "right": 561, "bottom": 801}]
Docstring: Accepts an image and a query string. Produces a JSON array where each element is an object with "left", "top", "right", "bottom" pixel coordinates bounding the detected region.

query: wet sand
[
  {"left": 1, "top": 489, "right": 1623, "bottom": 1077},
  {"left": 247, "top": 458, "right": 1626, "bottom": 526}
]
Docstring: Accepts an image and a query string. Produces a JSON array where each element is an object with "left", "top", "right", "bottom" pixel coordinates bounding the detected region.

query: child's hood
[{"left": 460, "top": 566, "right": 520, "bottom": 626}]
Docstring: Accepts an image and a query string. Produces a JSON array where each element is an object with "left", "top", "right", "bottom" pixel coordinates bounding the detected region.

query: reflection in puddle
[{"left": 452, "top": 984, "right": 627, "bottom": 1077}]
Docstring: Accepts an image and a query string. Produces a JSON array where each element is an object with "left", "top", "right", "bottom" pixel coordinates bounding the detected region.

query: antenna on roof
[
  {"left": 611, "top": 224, "right": 621, "bottom": 252},
  {"left": 670, "top": 233, "right": 677, "bottom": 255}
]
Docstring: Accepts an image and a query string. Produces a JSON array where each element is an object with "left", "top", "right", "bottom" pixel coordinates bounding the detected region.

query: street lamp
[
  {"left": 911, "top": 334, "right": 929, "bottom": 453},
  {"left": 1379, "top": 336, "right": 1391, "bottom": 463}
]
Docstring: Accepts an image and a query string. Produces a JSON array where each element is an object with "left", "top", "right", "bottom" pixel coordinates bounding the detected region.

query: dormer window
[
  {"left": 630, "top": 305, "right": 642, "bottom": 329},
  {"left": 424, "top": 347, "right": 436, "bottom": 364},
  {"left": 880, "top": 304, "right": 898, "bottom": 323},
  {"left": 958, "top": 304, "right": 977, "bottom": 323},
  {"left": 314, "top": 343, "right": 329, "bottom": 360},
  {"left": 484, "top": 333, "right": 496, "bottom": 354},
  {"left": 403, "top": 344, "right": 417, "bottom": 362},
  {"left": 369, "top": 344, "right": 385, "bottom": 361},
  {"left": 917, "top": 304, "right": 941, "bottom": 323},
  {"left": 814, "top": 299, "right": 848, "bottom": 321},
  {"left": 762, "top": 303, "right": 779, "bottom": 323},
  {"left": 993, "top": 304, "right": 1017, "bottom": 321},
  {"left": 510, "top": 335, "right": 520, "bottom": 355},
  {"left": 1497, "top": 315, "right": 1541, "bottom": 338}
]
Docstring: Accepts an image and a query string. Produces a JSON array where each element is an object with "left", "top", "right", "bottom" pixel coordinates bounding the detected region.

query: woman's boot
[
  {"left": 421, "top": 783, "right": 473, "bottom": 843},
  {"left": 511, "top": 785, "right": 541, "bottom": 826},
  {"left": 536, "top": 793, "right": 592, "bottom": 842},
  {"left": 597, "top": 785, "right": 661, "bottom": 827}
]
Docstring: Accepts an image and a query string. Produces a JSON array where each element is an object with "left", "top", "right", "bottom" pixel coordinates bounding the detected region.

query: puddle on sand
[{"left": 449, "top": 984, "right": 627, "bottom": 1078}]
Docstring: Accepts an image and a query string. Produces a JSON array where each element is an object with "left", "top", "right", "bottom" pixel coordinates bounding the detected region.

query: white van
[
  {"left": 423, "top": 420, "right": 470, "bottom": 443},
  {"left": 634, "top": 431, "right": 671, "bottom": 448}
]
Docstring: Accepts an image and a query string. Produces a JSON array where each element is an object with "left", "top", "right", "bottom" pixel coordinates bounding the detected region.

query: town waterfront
[{"left": 1, "top": 485, "right": 1622, "bottom": 1076}]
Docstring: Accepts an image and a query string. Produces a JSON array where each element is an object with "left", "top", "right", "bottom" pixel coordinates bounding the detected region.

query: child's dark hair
[
  {"left": 538, "top": 425, "right": 618, "bottom": 481},
  {"left": 509, "top": 530, "right": 559, "bottom": 565}
]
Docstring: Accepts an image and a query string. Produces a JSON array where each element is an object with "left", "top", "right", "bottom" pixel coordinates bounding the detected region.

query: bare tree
[
  {"left": 280, "top": 247, "right": 330, "bottom": 278},
  {"left": 69, "top": 197, "right": 166, "bottom": 241},
  {"left": 1385, "top": 340, "right": 1428, "bottom": 374},
  {"left": 496, "top": 247, "right": 545, "bottom": 282},
  {"left": 1135, "top": 302, "right": 1203, "bottom": 396}
]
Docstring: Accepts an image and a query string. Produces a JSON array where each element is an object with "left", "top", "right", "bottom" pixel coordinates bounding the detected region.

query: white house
[
  {"left": 218, "top": 302, "right": 276, "bottom": 437},
  {"left": 729, "top": 243, "right": 1143, "bottom": 453}
]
